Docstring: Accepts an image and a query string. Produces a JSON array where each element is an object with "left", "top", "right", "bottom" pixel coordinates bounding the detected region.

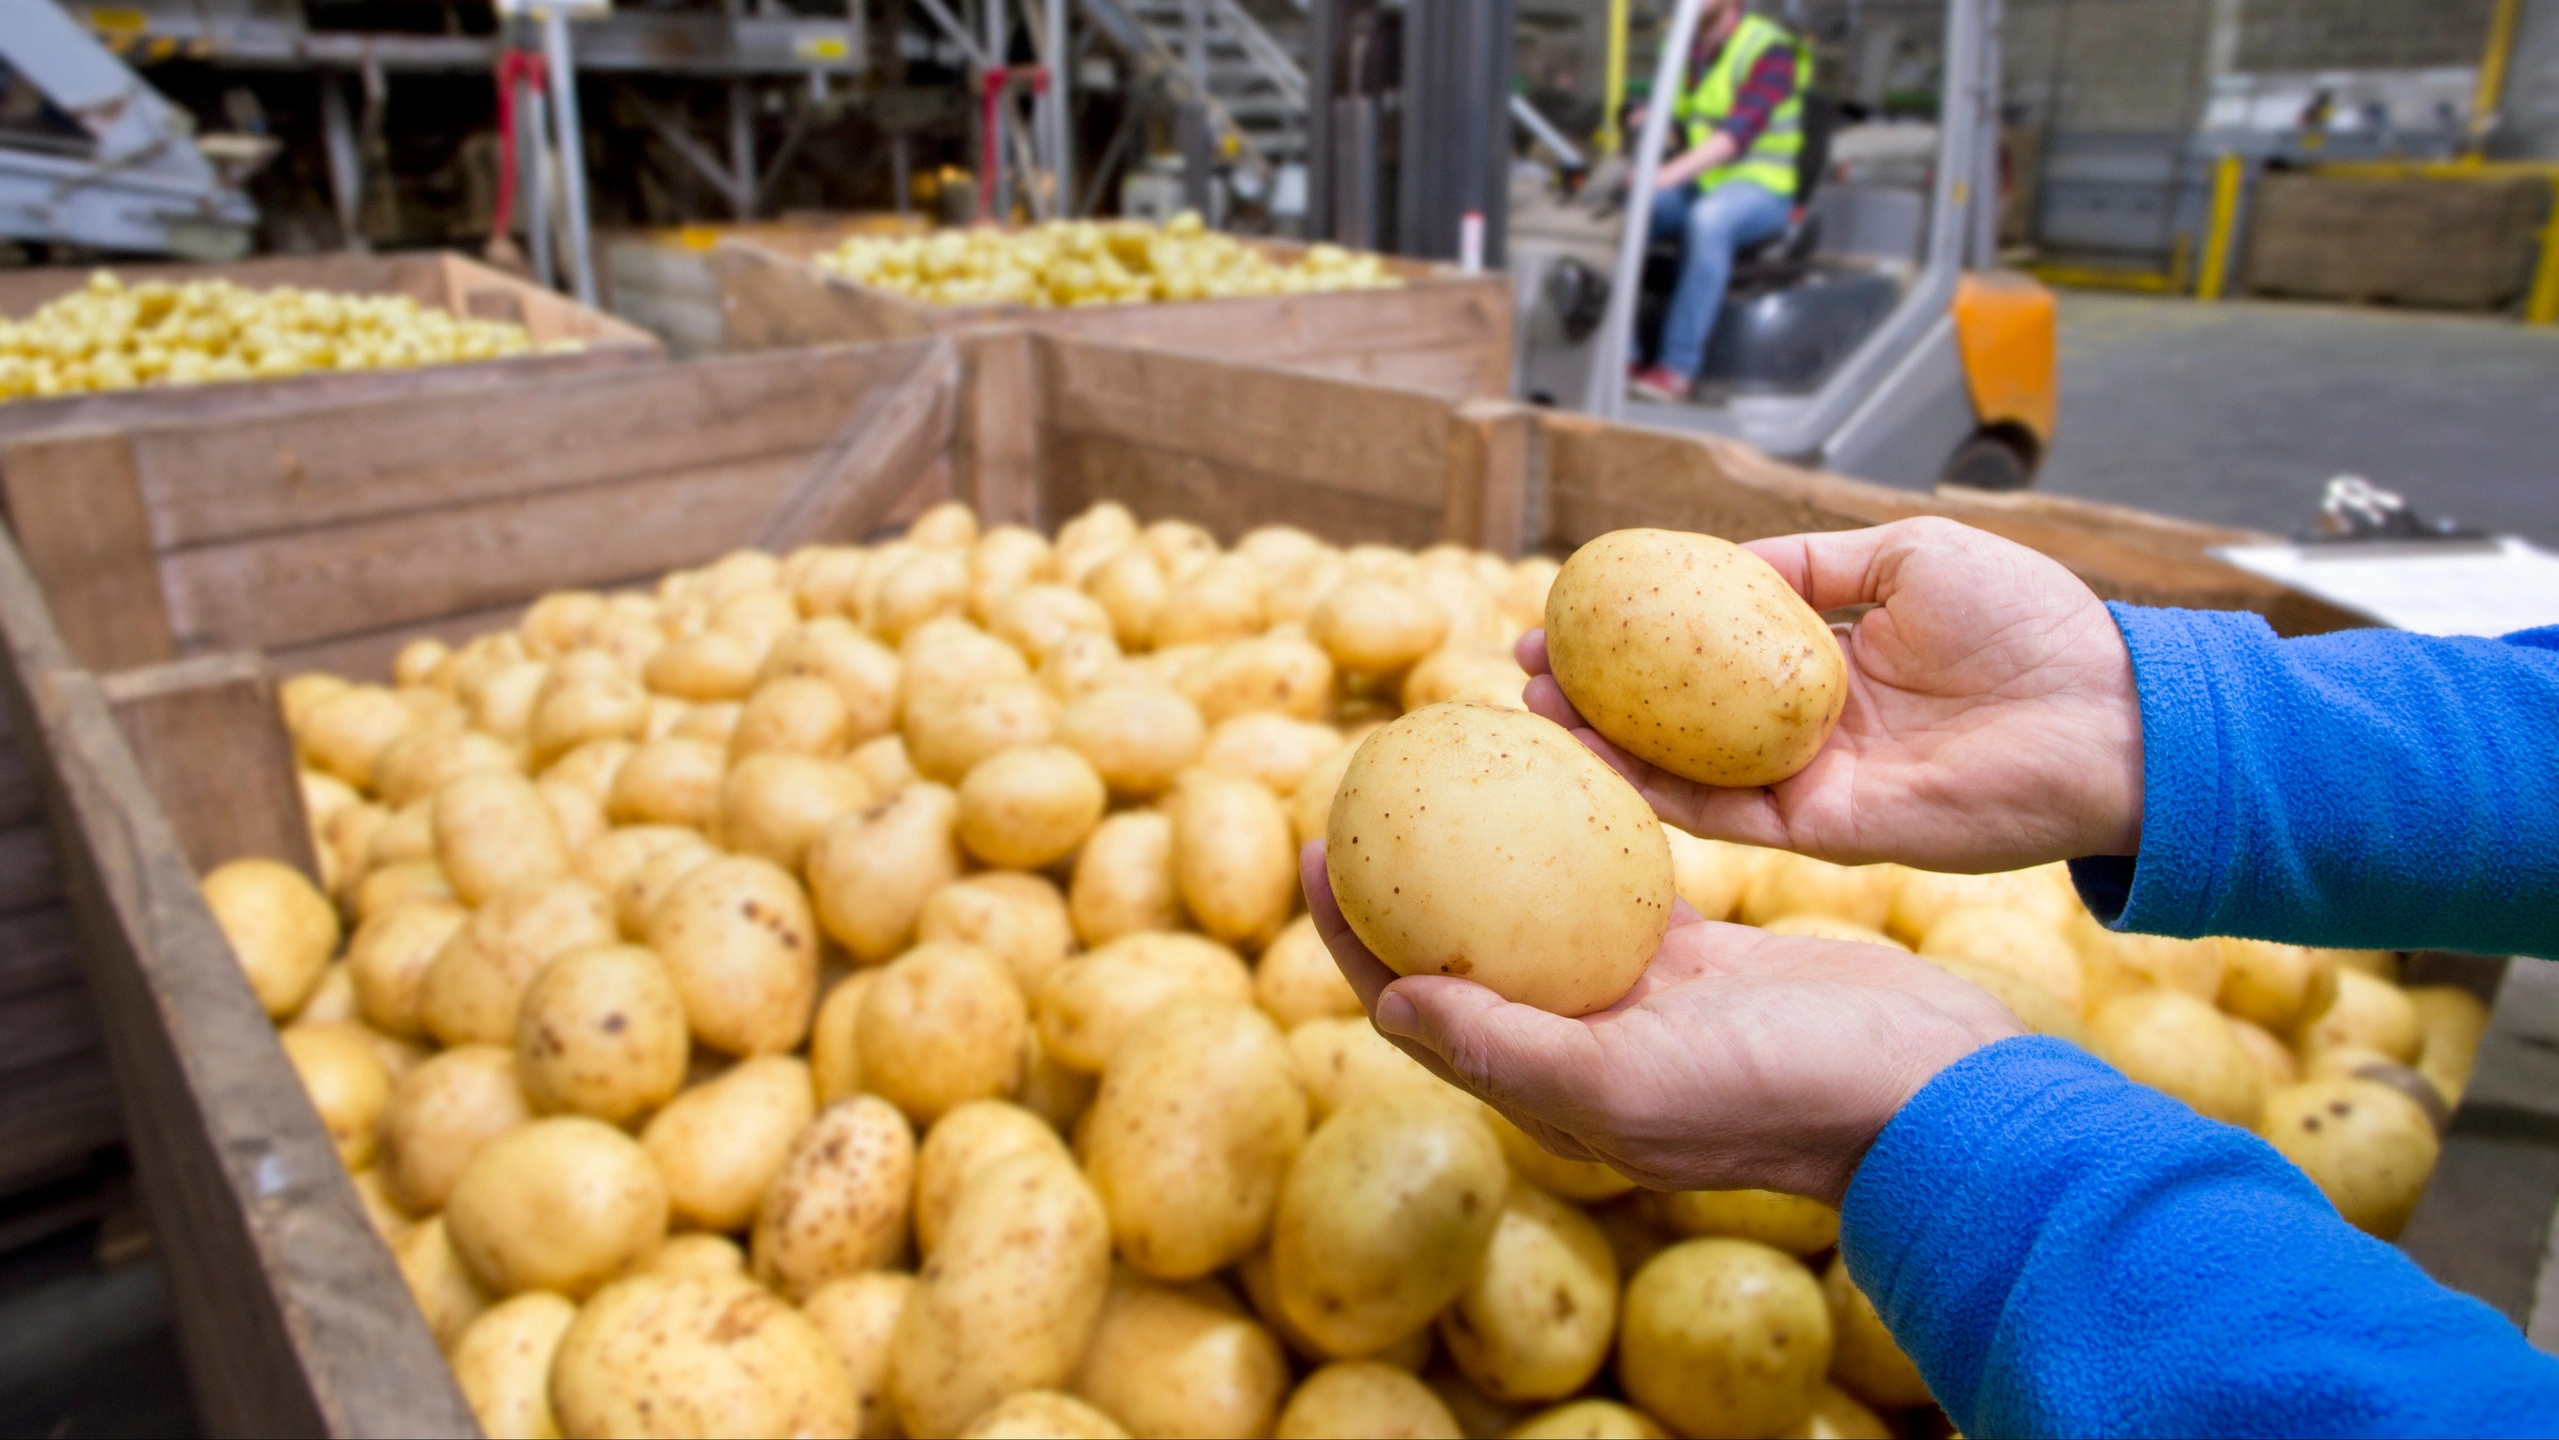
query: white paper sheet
[{"left": 2211, "top": 538, "right": 2559, "bottom": 638}]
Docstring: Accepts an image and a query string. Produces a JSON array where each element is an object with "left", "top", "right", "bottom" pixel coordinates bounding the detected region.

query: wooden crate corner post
[{"left": 1443, "top": 398, "right": 1539, "bottom": 558}]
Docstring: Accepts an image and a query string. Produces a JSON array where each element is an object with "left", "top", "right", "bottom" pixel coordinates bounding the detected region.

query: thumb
[{"left": 1376, "top": 975, "right": 1604, "bottom": 1119}]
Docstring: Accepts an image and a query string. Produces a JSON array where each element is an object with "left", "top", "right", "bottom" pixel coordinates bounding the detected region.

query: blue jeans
[{"left": 1642, "top": 179, "right": 1791, "bottom": 380}]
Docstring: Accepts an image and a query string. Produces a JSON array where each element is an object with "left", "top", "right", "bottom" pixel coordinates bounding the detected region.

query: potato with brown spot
[
  {"left": 858, "top": 942, "right": 1028, "bottom": 1123},
  {"left": 2260, "top": 1077, "right": 2440, "bottom": 1239},
  {"left": 642, "top": 1054, "right": 817, "bottom": 1231},
  {"left": 648, "top": 855, "right": 819, "bottom": 1057},
  {"left": 1172, "top": 770, "right": 1300, "bottom": 952},
  {"left": 1618, "top": 1238, "right": 1831, "bottom": 1440},
  {"left": 551, "top": 1273, "right": 860, "bottom": 1439},
  {"left": 1273, "top": 1361, "right": 1463, "bottom": 1439},
  {"left": 808, "top": 784, "right": 965, "bottom": 963},
  {"left": 2090, "top": 990, "right": 2267, "bottom": 1128},
  {"left": 204, "top": 858, "right": 342, "bottom": 1019},
  {"left": 380, "top": 1044, "right": 531, "bottom": 1214},
  {"left": 1038, "top": 931, "right": 1254, "bottom": 1073},
  {"left": 752, "top": 1095, "right": 916, "bottom": 1299},
  {"left": 717, "top": 754, "right": 873, "bottom": 869},
  {"left": 957, "top": 744, "right": 1108, "bottom": 870},
  {"left": 1072, "top": 1266, "right": 1291, "bottom": 1439},
  {"left": 420, "top": 878, "right": 618, "bottom": 1047},
  {"left": 802, "top": 1271, "right": 914, "bottom": 1440},
  {"left": 1438, "top": 1176, "right": 1618, "bottom": 1403},
  {"left": 443, "top": 1117, "right": 668, "bottom": 1298},
  {"left": 919, "top": 872, "right": 1076, "bottom": 996},
  {"left": 450, "top": 1291, "right": 577, "bottom": 1440},
  {"left": 514, "top": 943, "right": 688, "bottom": 1124},
  {"left": 1069, "top": 811, "right": 1185, "bottom": 946}
]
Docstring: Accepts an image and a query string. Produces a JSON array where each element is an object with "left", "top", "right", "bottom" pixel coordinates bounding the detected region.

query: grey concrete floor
[{"left": 2035, "top": 293, "right": 2559, "bottom": 548}]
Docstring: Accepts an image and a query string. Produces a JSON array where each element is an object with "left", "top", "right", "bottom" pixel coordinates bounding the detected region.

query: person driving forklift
[{"left": 1627, "top": 0, "right": 1809, "bottom": 403}]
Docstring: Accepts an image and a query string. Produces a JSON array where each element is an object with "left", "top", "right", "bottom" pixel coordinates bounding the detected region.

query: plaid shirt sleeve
[{"left": 1717, "top": 44, "right": 1798, "bottom": 152}]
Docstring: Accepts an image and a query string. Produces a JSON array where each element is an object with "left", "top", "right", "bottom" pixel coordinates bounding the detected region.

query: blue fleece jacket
[{"left": 1839, "top": 607, "right": 2559, "bottom": 1438}]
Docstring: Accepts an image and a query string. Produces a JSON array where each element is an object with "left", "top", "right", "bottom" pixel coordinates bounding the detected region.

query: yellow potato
[
  {"left": 858, "top": 942, "right": 1028, "bottom": 1123},
  {"left": 956, "top": 744, "right": 1108, "bottom": 869},
  {"left": 297, "top": 684, "right": 418, "bottom": 788},
  {"left": 968, "top": 525, "right": 1056, "bottom": 619},
  {"left": 551, "top": 1274, "right": 860, "bottom": 1439},
  {"left": 543, "top": 738, "right": 634, "bottom": 804},
  {"left": 280, "top": 1022, "right": 391, "bottom": 1170},
  {"left": 1070, "top": 810, "right": 1185, "bottom": 945},
  {"left": 1328, "top": 704, "right": 1671, "bottom": 1015},
  {"left": 914, "top": 1099, "right": 1072, "bottom": 1255},
  {"left": 1274, "top": 1361, "right": 1463, "bottom": 1440},
  {"left": 1058, "top": 685, "right": 1208, "bottom": 798},
  {"left": 1019, "top": 1025, "right": 1100, "bottom": 1134},
  {"left": 641, "top": 1054, "right": 817, "bottom": 1231},
  {"left": 808, "top": 782, "right": 964, "bottom": 963},
  {"left": 874, "top": 547, "right": 973, "bottom": 642},
  {"left": 752, "top": 1095, "right": 917, "bottom": 1300},
  {"left": 1290, "top": 741, "right": 1360, "bottom": 850},
  {"left": 670, "top": 701, "right": 742, "bottom": 746},
  {"left": 1087, "top": 1001, "right": 1308, "bottom": 1278},
  {"left": 1504, "top": 1398, "right": 1670, "bottom": 1439},
  {"left": 1153, "top": 555, "right": 1265, "bottom": 648},
  {"left": 526, "top": 673, "right": 649, "bottom": 770},
  {"left": 961, "top": 1392, "right": 1128, "bottom": 1439},
  {"left": 811, "top": 970, "right": 877, "bottom": 1105},
  {"left": 1286, "top": 1015, "right": 1447, "bottom": 1122},
  {"left": 731, "top": 675, "right": 852, "bottom": 761},
  {"left": 1200, "top": 713, "right": 1344, "bottom": 795},
  {"left": 350, "top": 1166, "right": 417, "bottom": 1248},
  {"left": 848, "top": 732, "right": 920, "bottom": 797},
  {"left": 919, "top": 871, "right": 1075, "bottom": 996},
  {"left": 522, "top": 593, "right": 607, "bottom": 655},
  {"left": 290, "top": 963, "right": 359, "bottom": 1025},
  {"left": 450, "top": 1291, "right": 577, "bottom": 1440},
  {"left": 1038, "top": 931, "right": 1254, "bottom": 1072},
  {"left": 1821, "top": 1256, "right": 1930, "bottom": 1408},
  {"left": 1181, "top": 633, "right": 1336, "bottom": 725},
  {"left": 515, "top": 943, "right": 689, "bottom": 1123},
  {"left": 377, "top": 727, "right": 522, "bottom": 810},
  {"left": 1651, "top": 1190, "right": 1841, "bottom": 1255},
  {"left": 803, "top": 1271, "right": 914, "bottom": 1440},
  {"left": 1487, "top": 1110, "right": 1635, "bottom": 1203},
  {"left": 2216, "top": 938, "right": 2341, "bottom": 1033},
  {"left": 1256, "top": 913, "right": 1365, "bottom": 1029},
  {"left": 282, "top": 672, "right": 355, "bottom": 731},
  {"left": 353, "top": 858, "right": 456, "bottom": 926},
  {"left": 906, "top": 678, "right": 1059, "bottom": 784},
  {"left": 991, "top": 583, "right": 1113, "bottom": 664},
  {"left": 1664, "top": 826, "right": 1750, "bottom": 922},
  {"left": 2259, "top": 1078, "right": 2440, "bottom": 1239},
  {"left": 1926, "top": 953, "right": 2086, "bottom": 1045},
  {"left": 759, "top": 619, "right": 901, "bottom": 744},
  {"left": 1041, "top": 630, "right": 1130, "bottom": 700},
  {"left": 1619, "top": 1238, "right": 1830, "bottom": 1439},
  {"left": 2089, "top": 990, "right": 2267, "bottom": 1128},
  {"left": 444, "top": 1117, "right": 668, "bottom": 1298},
  {"left": 1087, "top": 544, "right": 1171, "bottom": 650},
  {"left": 1919, "top": 905, "right": 2087, "bottom": 1016},
  {"left": 537, "top": 777, "right": 607, "bottom": 856},
  {"left": 2229, "top": 1015, "right": 2302, "bottom": 1091},
  {"left": 1545, "top": 529, "right": 1845, "bottom": 787},
  {"left": 1761, "top": 914, "right": 1906, "bottom": 949},
  {"left": 717, "top": 753, "right": 874, "bottom": 869},
  {"left": 380, "top": 1044, "right": 531, "bottom": 1214},
  {"left": 1273, "top": 1093, "right": 1506, "bottom": 1357},
  {"left": 2408, "top": 985, "right": 2492, "bottom": 1104},
  {"left": 648, "top": 855, "right": 820, "bottom": 1056},
  {"left": 1057, "top": 503, "right": 1140, "bottom": 583},
  {"left": 394, "top": 1215, "right": 493, "bottom": 1351},
  {"left": 1399, "top": 646, "right": 1530, "bottom": 714},
  {"left": 642, "top": 1231, "right": 747, "bottom": 1279},
  {"left": 909, "top": 500, "right": 980, "bottom": 550},
  {"left": 420, "top": 878, "right": 618, "bottom": 1047},
  {"left": 1072, "top": 1267, "right": 1291, "bottom": 1440},
  {"left": 367, "top": 799, "right": 436, "bottom": 870},
  {"left": 1310, "top": 579, "right": 1448, "bottom": 674},
  {"left": 1889, "top": 866, "right": 2075, "bottom": 944},
  {"left": 891, "top": 1149, "right": 1113, "bottom": 1438},
  {"left": 2070, "top": 914, "right": 2224, "bottom": 1007},
  {"left": 2298, "top": 968, "right": 2422, "bottom": 1065},
  {"left": 612, "top": 836, "right": 717, "bottom": 940},
  {"left": 1238, "top": 525, "right": 1328, "bottom": 581},
  {"left": 1438, "top": 1177, "right": 1618, "bottom": 1403},
  {"left": 1789, "top": 1384, "right": 1894, "bottom": 1439},
  {"left": 605, "top": 736, "right": 727, "bottom": 828},
  {"left": 203, "top": 857, "right": 341, "bottom": 1018},
  {"left": 1740, "top": 855, "right": 1894, "bottom": 932}
]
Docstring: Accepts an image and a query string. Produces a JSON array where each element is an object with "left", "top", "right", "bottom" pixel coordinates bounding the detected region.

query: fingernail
[{"left": 1375, "top": 990, "right": 1419, "bottom": 1037}]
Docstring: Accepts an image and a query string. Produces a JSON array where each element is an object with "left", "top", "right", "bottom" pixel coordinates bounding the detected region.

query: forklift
[{"left": 1511, "top": 0, "right": 2056, "bottom": 491}]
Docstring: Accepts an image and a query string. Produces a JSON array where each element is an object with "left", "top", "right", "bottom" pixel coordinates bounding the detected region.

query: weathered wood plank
[
  {"left": 0, "top": 980, "right": 104, "bottom": 1074},
  {"left": 0, "top": 904, "right": 80, "bottom": 1001},
  {"left": 0, "top": 429, "right": 179, "bottom": 672},
  {"left": 960, "top": 332, "right": 1041, "bottom": 529},
  {"left": 756, "top": 340, "right": 960, "bottom": 552},
  {"left": 103, "top": 655, "right": 319, "bottom": 882},
  {"left": 1041, "top": 430, "right": 1444, "bottom": 550},
  {"left": 0, "top": 822, "right": 63, "bottom": 917},
  {"left": 1444, "top": 400, "right": 1536, "bottom": 557},
  {"left": 0, "top": 733, "right": 42, "bottom": 832},
  {"left": 0, "top": 1049, "right": 122, "bottom": 1200},
  {"left": 713, "top": 241, "right": 940, "bottom": 349}
]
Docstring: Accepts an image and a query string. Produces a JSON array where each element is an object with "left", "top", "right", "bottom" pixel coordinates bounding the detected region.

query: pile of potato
[
  {"left": 812, "top": 212, "right": 1402, "bottom": 309},
  {"left": 205, "top": 499, "right": 2488, "bottom": 1440},
  {"left": 0, "top": 270, "right": 573, "bottom": 401}
]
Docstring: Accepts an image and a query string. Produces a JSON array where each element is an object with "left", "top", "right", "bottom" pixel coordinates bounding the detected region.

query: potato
[
  {"left": 671, "top": 701, "right": 743, "bottom": 746},
  {"left": 280, "top": 1022, "right": 391, "bottom": 1170},
  {"left": 1273, "top": 1093, "right": 1505, "bottom": 1357},
  {"left": 450, "top": 1291, "right": 577, "bottom": 1440},
  {"left": 552, "top": 1274, "right": 860, "bottom": 1439},
  {"left": 420, "top": 878, "right": 617, "bottom": 1046},
  {"left": 368, "top": 799, "right": 437, "bottom": 870},
  {"left": 890, "top": 1149, "right": 1112, "bottom": 1438},
  {"left": 961, "top": 1392, "right": 1128, "bottom": 1439},
  {"left": 1545, "top": 529, "right": 1845, "bottom": 787},
  {"left": 1328, "top": 704, "right": 1671, "bottom": 1015},
  {"left": 1149, "top": 555, "right": 1263, "bottom": 648},
  {"left": 290, "top": 963, "right": 360, "bottom": 1026},
  {"left": 1038, "top": 931, "right": 1254, "bottom": 1072},
  {"left": 2070, "top": 915, "right": 2224, "bottom": 1008},
  {"left": 1087, "top": 545, "right": 1171, "bottom": 650},
  {"left": 915, "top": 1100, "right": 1072, "bottom": 1255},
  {"left": 1662, "top": 826, "right": 1749, "bottom": 922},
  {"left": 1792, "top": 1384, "right": 1894, "bottom": 1439},
  {"left": 642, "top": 1054, "right": 816, "bottom": 1231},
  {"left": 378, "top": 727, "right": 522, "bottom": 809},
  {"left": 648, "top": 855, "right": 820, "bottom": 1056},
  {"left": 2298, "top": 968, "right": 2422, "bottom": 1065},
  {"left": 1651, "top": 1190, "right": 1841, "bottom": 1255},
  {"left": 1926, "top": 953, "right": 2085, "bottom": 1044},
  {"left": 1057, "top": 503, "right": 1140, "bottom": 582},
  {"left": 991, "top": 583, "right": 1113, "bottom": 665},
  {"left": 858, "top": 942, "right": 1028, "bottom": 1122},
  {"left": 1072, "top": 1267, "right": 1291, "bottom": 1440},
  {"left": 545, "top": 739, "right": 635, "bottom": 805},
  {"left": 539, "top": 778, "right": 608, "bottom": 856},
  {"left": 1761, "top": 914, "right": 1906, "bottom": 949},
  {"left": 1041, "top": 630, "right": 1130, "bottom": 701},
  {"left": 848, "top": 733, "right": 921, "bottom": 798},
  {"left": 299, "top": 685, "right": 419, "bottom": 788},
  {"left": 514, "top": 943, "right": 688, "bottom": 1123},
  {"left": 713, "top": 755, "right": 873, "bottom": 870},
  {"left": 1505, "top": 1399, "right": 1670, "bottom": 1439},
  {"left": 2260, "top": 1078, "right": 2440, "bottom": 1239},
  {"left": 920, "top": 872, "right": 1075, "bottom": 995},
  {"left": 646, "top": 631, "right": 761, "bottom": 701},
  {"left": 1620, "top": 1238, "right": 1829, "bottom": 1439},
  {"left": 1275, "top": 1361, "right": 1463, "bottom": 1440},
  {"left": 353, "top": 855, "right": 453, "bottom": 923},
  {"left": 613, "top": 837, "right": 717, "bottom": 940},
  {"left": 957, "top": 745, "right": 1108, "bottom": 869},
  {"left": 969, "top": 525, "right": 1055, "bottom": 614},
  {"left": 907, "top": 679, "right": 1059, "bottom": 784},
  {"left": 350, "top": 1167, "right": 417, "bottom": 1247},
  {"left": 2409, "top": 985, "right": 2492, "bottom": 1104},
  {"left": 809, "top": 783, "right": 964, "bottom": 963},
  {"left": 1071, "top": 811, "right": 1185, "bottom": 945},
  {"left": 1918, "top": 905, "right": 2087, "bottom": 1016},
  {"left": 444, "top": 1117, "right": 668, "bottom": 1297},
  {"left": 1310, "top": 579, "right": 1448, "bottom": 674},
  {"left": 907, "top": 500, "right": 978, "bottom": 549},
  {"left": 2089, "top": 990, "right": 2267, "bottom": 1128},
  {"left": 1020, "top": 1026, "right": 1100, "bottom": 1134},
  {"left": 1200, "top": 713, "right": 1343, "bottom": 796},
  {"left": 812, "top": 971, "right": 877, "bottom": 1105},
  {"left": 527, "top": 674, "right": 650, "bottom": 770},
  {"left": 1486, "top": 1110, "right": 1634, "bottom": 1202},
  {"left": 203, "top": 858, "right": 341, "bottom": 1019},
  {"left": 605, "top": 737, "right": 727, "bottom": 828},
  {"left": 1739, "top": 855, "right": 1893, "bottom": 932},
  {"left": 1822, "top": 1256, "right": 1930, "bottom": 1408},
  {"left": 394, "top": 1215, "right": 493, "bottom": 1350},
  {"left": 643, "top": 1231, "right": 747, "bottom": 1279},
  {"left": 282, "top": 671, "right": 354, "bottom": 731},
  {"left": 1889, "top": 867, "right": 2075, "bottom": 944},
  {"left": 760, "top": 620, "right": 902, "bottom": 744},
  {"left": 803, "top": 1272, "right": 914, "bottom": 1440},
  {"left": 1171, "top": 771, "right": 1299, "bottom": 952},
  {"left": 726, "top": 676, "right": 849, "bottom": 763},
  {"left": 1058, "top": 685, "right": 1207, "bottom": 799},
  {"left": 1438, "top": 1177, "right": 1617, "bottom": 1402},
  {"left": 1256, "top": 913, "right": 1365, "bottom": 1030},
  {"left": 2228, "top": 1015, "right": 2302, "bottom": 1091},
  {"left": 381, "top": 1044, "right": 532, "bottom": 1213},
  {"left": 874, "top": 548, "right": 972, "bottom": 642},
  {"left": 2216, "top": 938, "right": 2341, "bottom": 1033},
  {"left": 1289, "top": 742, "right": 1360, "bottom": 850},
  {"left": 522, "top": 592, "right": 607, "bottom": 655},
  {"left": 1287, "top": 1016, "right": 1446, "bottom": 1122},
  {"left": 753, "top": 1095, "right": 916, "bottom": 1300},
  {"left": 1086, "top": 1001, "right": 1307, "bottom": 1278},
  {"left": 1177, "top": 636, "right": 1333, "bottom": 727}
]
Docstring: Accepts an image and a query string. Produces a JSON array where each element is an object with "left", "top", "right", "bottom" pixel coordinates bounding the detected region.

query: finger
[
  {"left": 1743, "top": 526, "right": 1905, "bottom": 614},
  {"left": 1376, "top": 974, "right": 1605, "bottom": 1119},
  {"left": 1523, "top": 674, "right": 1587, "bottom": 733},
  {"left": 1300, "top": 842, "right": 1398, "bottom": 1011},
  {"left": 1516, "top": 628, "right": 1550, "bottom": 678}
]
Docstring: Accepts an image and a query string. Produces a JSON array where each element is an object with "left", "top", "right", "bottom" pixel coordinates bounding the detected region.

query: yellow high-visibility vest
[{"left": 1673, "top": 12, "right": 1806, "bottom": 198}]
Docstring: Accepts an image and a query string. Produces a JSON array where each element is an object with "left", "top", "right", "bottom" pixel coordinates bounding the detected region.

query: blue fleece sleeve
[
  {"left": 1842, "top": 1037, "right": 2559, "bottom": 1438},
  {"left": 2066, "top": 606, "right": 2559, "bottom": 955}
]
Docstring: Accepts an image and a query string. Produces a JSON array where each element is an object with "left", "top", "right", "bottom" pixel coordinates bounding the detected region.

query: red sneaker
[{"left": 1628, "top": 365, "right": 1692, "bottom": 402}]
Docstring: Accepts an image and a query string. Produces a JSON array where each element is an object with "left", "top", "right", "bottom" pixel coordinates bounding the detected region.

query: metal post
[
  {"left": 985, "top": 0, "right": 1008, "bottom": 219},
  {"left": 1971, "top": 0, "right": 2003, "bottom": 268},
  {"left": 1308, "top": 0, "right": 1339, "bottom": 239},
  {"left": 729, "top": 79, "right": 757, "bottom": 218},
  {"left": 1177, "top": 102, "right": 1215, "bottom": 215},
  {"left": 1581, "top": 0, "right": 1708, "bottom": 416},
  {"left": 1599, "top": 0, "right": 1629, "bottom": 156},
  {"left": 1043, "top": 0, "right": 1071, "bottom": 215},
  {"left": 1333, "top": 95, "right": 1377, "bottom": 249},
  {"left": 515, "top": 64, "right": 557, "bottom": 289},
  {"left": 319, "top": 72, "right": 367, "bottom": 253},
  {"left": 541, "top": 6, "right": 597, "bottom": 306}
]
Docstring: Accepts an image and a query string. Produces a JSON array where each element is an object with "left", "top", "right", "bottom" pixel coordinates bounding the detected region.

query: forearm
[
  {"left": 2075, "top": 606, "right": 2559, "bottom": 955},
  {"left": 1843, "top": 1038, "right": 2559, "bottom": 1437},
  {"left": 1653, "top": 135, "right": 1733, "bottom": 191}
]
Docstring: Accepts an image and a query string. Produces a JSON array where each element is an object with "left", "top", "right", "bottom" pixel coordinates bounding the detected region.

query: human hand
[
  {"left": 1302, "top": 843, "right": 2023, "bottom": 1206},
  {"left": 1522, "top": 517, "right": 2144, "bottom": 874}
]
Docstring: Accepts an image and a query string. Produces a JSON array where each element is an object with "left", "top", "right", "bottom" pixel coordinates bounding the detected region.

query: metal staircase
[{"left": 1081, "top": 0, "right": 1310, "bottom": 173}]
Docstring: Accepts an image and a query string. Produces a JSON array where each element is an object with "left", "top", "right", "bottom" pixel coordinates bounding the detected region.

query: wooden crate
[
  {"left": 708, "top": 231, "right": 1517, "bottom": 400},
  {"left": 0, "top": 332, "right": 2393, "bottom": 1432},
  {"left": 2240, "top": 171, "right": 2555, "bottom": 311},
  {"left": 602, "top": 215, "right": 932, "bottom": 358}
]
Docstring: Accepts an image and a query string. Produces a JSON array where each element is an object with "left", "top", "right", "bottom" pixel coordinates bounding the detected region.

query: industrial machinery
[
  {"left": 0, "top": 0, "right": 260, "bottom": 257},
  {"left": 1513, "top": 0, "right": 2057, "bottom": 491}
]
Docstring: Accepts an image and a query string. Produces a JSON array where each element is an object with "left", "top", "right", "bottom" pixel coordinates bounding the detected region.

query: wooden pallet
[{"left": 0, "top": 331, "right": 2388, "bottom": 1433}]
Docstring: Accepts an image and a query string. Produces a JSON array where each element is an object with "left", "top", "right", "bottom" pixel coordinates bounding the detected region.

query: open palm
[{"left": 1524, "top": 517, "right": 2146, "bottom": 875}]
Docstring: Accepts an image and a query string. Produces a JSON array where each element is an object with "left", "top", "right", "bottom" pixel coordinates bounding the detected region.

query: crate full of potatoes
[{"left": 206, "top": 499, "right": 2483, "bottom": 1440}]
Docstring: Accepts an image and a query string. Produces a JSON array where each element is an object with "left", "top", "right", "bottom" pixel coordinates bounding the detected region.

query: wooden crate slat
[
  {"left": 1041, "top": 430, "right": 1447, "bottom": 551},
  {"left": 0, "top": 1049, "right": 122, "bottom": 1198},
  {"left": 0, "top": 822, "right": 63, "bottom": 917},
  {"left": 0, "top": 979, "right": 103, "bottom": 1073},
  {"left": 0, "top": 904, "right": 80, "bottom": 1001},
  {"left": 0, "top": 428, "right": 181, "bottom": 672},
  {"left": 103, "top": 656, "right": 320, "bottom": 881}
]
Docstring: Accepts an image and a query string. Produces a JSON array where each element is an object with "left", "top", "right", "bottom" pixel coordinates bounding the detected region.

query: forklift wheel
[{"left": 1941, "top": 433, "right": 2036, "bottom": 492}]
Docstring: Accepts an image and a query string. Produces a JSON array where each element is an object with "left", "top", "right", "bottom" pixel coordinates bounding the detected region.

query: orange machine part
[{"left": 1953, "top": 271, "right": 2059, "bottom": 447}]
